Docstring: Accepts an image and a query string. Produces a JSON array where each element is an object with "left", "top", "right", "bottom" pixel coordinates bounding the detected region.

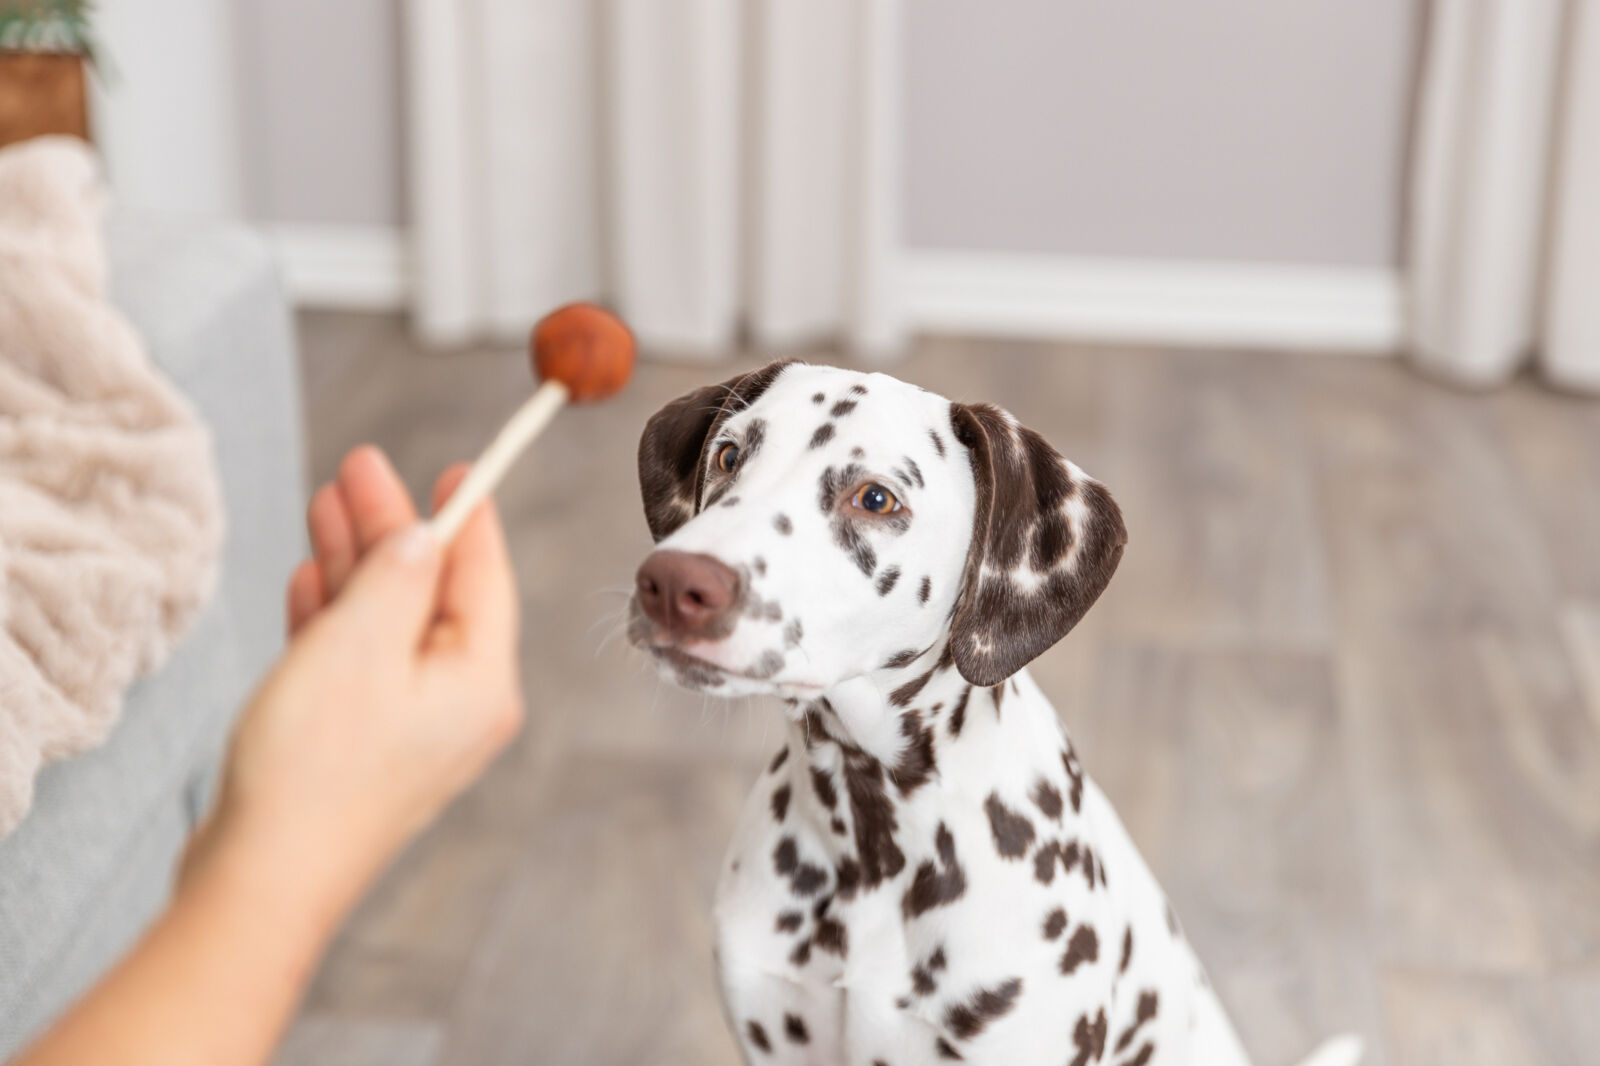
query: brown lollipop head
[{"left": 531, "top": 302, "right": 636, "bottom": 403}]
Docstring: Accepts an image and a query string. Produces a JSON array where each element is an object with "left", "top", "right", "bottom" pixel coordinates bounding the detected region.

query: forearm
[{"left": 14, "top": 825, "right": 351, "bottom": 1066}]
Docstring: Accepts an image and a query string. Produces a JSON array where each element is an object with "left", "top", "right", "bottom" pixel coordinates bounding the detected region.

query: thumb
[{"left": 331, "top": 524, "right": 444, "bottom": 644}]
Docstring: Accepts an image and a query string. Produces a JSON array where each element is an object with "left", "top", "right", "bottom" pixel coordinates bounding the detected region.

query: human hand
[{"left": 184, "top": 447, "right": 523, "bottom": 923}]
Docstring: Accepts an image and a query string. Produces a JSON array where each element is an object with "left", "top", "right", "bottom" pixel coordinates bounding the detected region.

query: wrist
[{"left": 182, "top": 803, "right": 377, "bottom": 949}]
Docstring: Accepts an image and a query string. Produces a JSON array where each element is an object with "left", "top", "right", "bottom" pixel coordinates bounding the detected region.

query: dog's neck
[{"left": 776, "top": 639, "right": 1083, "bottom": 883}]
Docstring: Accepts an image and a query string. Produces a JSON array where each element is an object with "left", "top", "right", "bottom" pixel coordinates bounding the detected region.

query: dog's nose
[{"left": 636, "top": 550, "right": 741, "bottom": 639}]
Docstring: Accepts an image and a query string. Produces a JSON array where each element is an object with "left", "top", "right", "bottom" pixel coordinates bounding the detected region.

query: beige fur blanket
[{"left": 0, "top": 137, "right": 224, "bottom": 836}]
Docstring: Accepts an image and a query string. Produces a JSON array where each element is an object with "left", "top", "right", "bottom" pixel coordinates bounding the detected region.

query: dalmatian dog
[{"left": 628, "top": 361, "right": 1361, "bottom": 1066}]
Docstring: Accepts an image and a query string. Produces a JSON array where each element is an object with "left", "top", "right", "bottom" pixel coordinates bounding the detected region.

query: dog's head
[{"left": 628, "top": 362, "right": 1125, "bottom": 699}]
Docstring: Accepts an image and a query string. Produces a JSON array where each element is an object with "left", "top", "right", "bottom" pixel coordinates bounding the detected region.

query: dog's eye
[
  {"left": 715, "top": 442, "right": 740, "bottom": 473},
  {"left": 852, "top": 483, "right": 899, "bottom": 515}
]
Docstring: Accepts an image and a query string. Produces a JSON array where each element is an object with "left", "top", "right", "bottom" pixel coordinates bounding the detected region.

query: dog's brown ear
[
  {"left": 637, "top": 360, "right": 796, "bottom": 541},
  {"left": 947, "top": 403, "right": 1126, "bottom": 686}
]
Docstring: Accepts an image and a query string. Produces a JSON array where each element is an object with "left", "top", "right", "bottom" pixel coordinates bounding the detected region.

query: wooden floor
[{"left": 278, "top": 312, "right": 1600, "bottom": 1066}]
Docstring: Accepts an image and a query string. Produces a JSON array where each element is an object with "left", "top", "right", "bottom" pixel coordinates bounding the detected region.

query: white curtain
[
  {"left": 403, "top": 0, "right": 903, "bottom": 360},
  {"left": 1407, "top": 0, "right": 1600, "bottom": 391}
]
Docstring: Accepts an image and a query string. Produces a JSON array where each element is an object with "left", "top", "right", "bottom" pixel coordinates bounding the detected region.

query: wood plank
[
  {"left": 1306, "top": 360, "right": 1600, "bottom": 972},
  {"left": 1095, "top": 348, "right": 1333, "bottom": 651},
  {"left": 1561, "top": 601, "right": 1600, "bottom": 736},
  {"left": 273, "top": 1016, "right": 443, "bottom": 1066},
  {"left": 435, "top": 755, "right": 750, "bottom": 1066},
  {"left": 1382, "top": 971, "right": 1600, "bottom": 1066},
  {"left": 1487, "top": 380, "right": 1600, "bottom": 598},
  {"left": 1076, "top": 645, "right": 1381, "bottom": 1066}
]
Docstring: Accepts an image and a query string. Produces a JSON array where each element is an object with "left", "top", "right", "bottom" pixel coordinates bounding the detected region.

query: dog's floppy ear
[
  {"left": 947, "top": 403, "right": 1127, "bottom": 686},
  {"left": 637, "top": 360, "right": 795, "bottom": 541}
]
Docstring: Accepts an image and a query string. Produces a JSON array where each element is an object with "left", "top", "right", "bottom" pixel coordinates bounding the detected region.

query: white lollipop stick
[{"left": 429, "top": 379, "right": 570, "bottom": 542}]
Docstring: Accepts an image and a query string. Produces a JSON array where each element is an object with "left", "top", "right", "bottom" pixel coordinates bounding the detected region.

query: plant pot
[{"left": 0, "top": 51, "right": 88, "bottom": 150}]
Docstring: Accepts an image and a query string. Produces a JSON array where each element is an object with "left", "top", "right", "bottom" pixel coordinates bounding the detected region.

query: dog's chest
[{"left": 712, "top": 675, "right": 1198, "bottom": 1064}]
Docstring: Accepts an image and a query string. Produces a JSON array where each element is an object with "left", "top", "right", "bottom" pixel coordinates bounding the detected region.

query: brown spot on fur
[
  {"left": 944, "top": 977, "right": 1023, "bottom": 1040},
  {"left": 1044, "top": 907, "right": 1067, "bottom": 940},
  {"left": 747, "top": 1020, "right": 772, "bottom": 1053},
  {"left": 844, "top": 750, "right": 908, "bottom": 888},
  {"left": 831, "top": 399, "right": 858, "bottom": 417},
  {"left": 911, "top": 947, "right": 944, "bottom": 995},
  {"left": 832, "top": 516, "right": 878, "bottom": 577},
  {"left": 809, "top": 423, "right": 836, "bottom": 449},
  {"left": 1031, "top": 779, "right": 1064, "bottom": 820},
  {"left": 984, "top": 793, "right": 1036, "bottom": 859},
  {"left": 774, "top": 513, "right": 793, "bottom": 535},
  {"left": 936, "top": 1037, "right": 965, "bottom": 1060},
  {"left": 835, "top": 857, "right": 861, "bottom": 898},
  {"left": 784, "top": 1013, "right": 810, "bottom": 1044},
  {"left": 1123, "top": 1043, "right": 1155, "bottom": 1066},
  {"left": 789, "top": 938, "right": 812, "bottom": 966},
  {"left": 883, "top": 648, "right": 921, "bottom": 669},
  {"left": 1069, "top": 1009, "right": 1107, "bottom": 1066},
  {"left": 919, "top": 575, "right": 932, "bottom": 604},
  {"left": 775, "top": 911, "right": 803, "bottom": 933},
  {"left": 792, "top": 862, "right": 827, "bottom": 896},
  {"left": 876, "top": 566, "right": 901, "bottom": 596},
  {"left": 770, "top": 747, "right": 788, "bottom": 772},
  {"left": 1062, "top": 746, "right": 1085, "bottom": 813},
  {"left": 774, "top": 837, "right": 798, "bottom": 875},
  {"left": 1114, "top": 991, "right": 1160, "bottom": 1054},
  {"left": 948, "top": 684, "right": 973, "bottom": 737},
  {"left": 1033, "top": 841, "right": 1061, "bottom": 884},
  {"left": 1119, "top": 926, "right": 1133, "bottom": 973},
  {"left": 810, "top": 767, "right": 839, "bottom": 810},
  {"left": 891, "top": 669, "right": 935, "bottom": 708},
  {"left": 890, "top": 710, "right": 937, "bottom": 794},
  {"left": 1060, "top": 925, "right": 1099, "bottom": 975},
  {"left": 902, "top": 823, "right": 966, "bottom": 918},
  {"left": 929, "top": 428, "right": 946, "bottom": 457},
  {"left": 771, "top": 784, "right": 791, "bottom": 821},
  {"left": 815, "top": 916, "right": 848, "bottom": 957},
  {"left": 774, "top": 836, "right": 828, "bottom": 896}
]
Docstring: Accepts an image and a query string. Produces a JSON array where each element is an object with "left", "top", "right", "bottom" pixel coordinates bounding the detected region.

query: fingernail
[{"left": 391, "top": 524, "right": 437, "bottom": 564}]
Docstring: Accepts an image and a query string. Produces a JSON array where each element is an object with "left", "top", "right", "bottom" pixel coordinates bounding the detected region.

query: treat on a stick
[{"left": 429, "top": 302, "right": 635, "bottom": 542}]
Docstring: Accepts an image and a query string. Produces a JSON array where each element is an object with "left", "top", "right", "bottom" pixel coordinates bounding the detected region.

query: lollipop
[{"left": 429, "top": 302, "right": 636, "bottom": 541}]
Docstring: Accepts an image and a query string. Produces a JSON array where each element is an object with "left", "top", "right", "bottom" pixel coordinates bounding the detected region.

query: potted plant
[{"left": 0, "top": 0, "right": 98, "bottom": 149}]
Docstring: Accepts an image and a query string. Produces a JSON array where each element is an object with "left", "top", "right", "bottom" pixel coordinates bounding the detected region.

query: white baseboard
[
  {"left": 268, "top": 228, "right": 1406, "bottom": 356},
  {"left": 267, "top": 225, "right": 411, "bottom": 310},
  {"left": 904, "top": 250, "right": 1405, "bottom": 354}
]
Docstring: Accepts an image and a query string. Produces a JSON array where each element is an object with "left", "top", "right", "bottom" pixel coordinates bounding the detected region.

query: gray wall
[
  {"left": 905, "top": 0, "right": 1421, "bottom": 267},
  {"left": 234, "top": 0, "right": 404, "bottom": 226},
  {"left": 234, "top": 1, "right": 1420, "bottom": 267}
]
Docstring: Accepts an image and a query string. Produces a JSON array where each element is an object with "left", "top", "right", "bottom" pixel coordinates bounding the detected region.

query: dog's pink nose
[{"left": 636, "top": 550, "right": 741, "bottom": 639}]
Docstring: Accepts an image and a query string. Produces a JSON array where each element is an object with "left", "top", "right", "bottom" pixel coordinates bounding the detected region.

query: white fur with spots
[{"left": 632, "top": 364, "right": 1361, "bottom": 1066}]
